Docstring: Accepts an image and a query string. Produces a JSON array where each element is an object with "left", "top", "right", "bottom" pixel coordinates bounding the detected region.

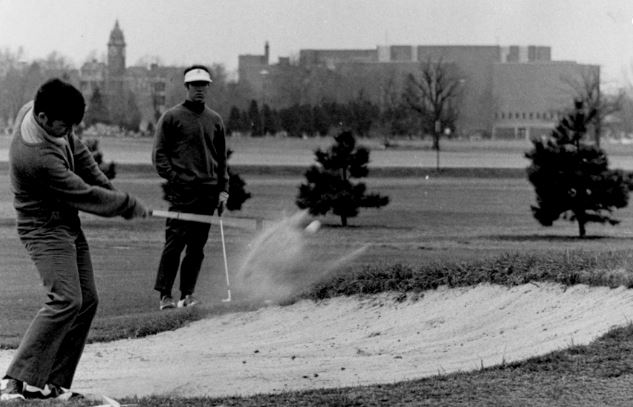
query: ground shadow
[
  {"left": 485, "top": 234, "right": 633, "bottom": 242},
  {"left": 320, "top": 223, "right": 415, "bottom": 231}
]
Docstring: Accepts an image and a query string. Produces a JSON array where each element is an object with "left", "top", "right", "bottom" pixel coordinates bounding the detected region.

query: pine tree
[
  {"left": 247, "top": 100, "right": 262, "bottom": 136},
  {"left": 84, "top": 87, "right": 109, "bottom": 126},
  {"left": 226, "top": 149, "right": 252, "bottom": 211},
  {"left": 83, "top": 138, "right": 116, "bottom": 179},
  {"left": 227, "top": 106, "right": 242, "bottom": 135},
  {"left": 525, "top": 99, "right": 633, "bottom": 237},
  {"left": 296, "top": 130, "right": 389, "bottom": 226}
]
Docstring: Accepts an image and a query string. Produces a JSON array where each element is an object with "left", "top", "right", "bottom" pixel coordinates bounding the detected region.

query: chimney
[{"left": 264, "top": 41, "right": 270, "bottom": 65}]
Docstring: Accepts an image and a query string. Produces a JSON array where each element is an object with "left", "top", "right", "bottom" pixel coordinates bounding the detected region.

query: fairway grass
[{"left": 3, "top": 137, "right": 633, "bottom": 405}]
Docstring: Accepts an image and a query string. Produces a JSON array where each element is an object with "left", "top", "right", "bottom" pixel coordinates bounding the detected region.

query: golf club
[
  {"left": 219, "top": 218, "right": 232, "bottom": 302},
  {"left": 150, "top": 209, "right": 264, "bottom": 230},
  {"left": 150, "top": 209, "right": 215, "bottom": 224}
]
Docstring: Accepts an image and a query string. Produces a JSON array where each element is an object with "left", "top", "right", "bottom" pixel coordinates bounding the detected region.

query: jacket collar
[{"left": 20, "top": 103, "right": 67, "bottom": 146}]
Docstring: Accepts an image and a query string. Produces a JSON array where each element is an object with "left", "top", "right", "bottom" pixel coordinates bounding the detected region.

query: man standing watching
[
  {"left": 0, "top": 78, "right": 148, "bottom": 401},
  {"left": 152, "top": 65, "right": 229, "bottom": 310}
]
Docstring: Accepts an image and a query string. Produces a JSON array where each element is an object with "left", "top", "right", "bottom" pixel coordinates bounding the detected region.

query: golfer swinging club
[
  {"left": 152, "top": 64, "right": 229, "bottom": 310},
  {"left": 0, "top": 78, "right": 148, "bottom": 401}
]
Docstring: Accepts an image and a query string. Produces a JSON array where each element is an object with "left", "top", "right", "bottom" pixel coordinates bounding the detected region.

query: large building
[
  {"left": 79, "top": 21, "right": 182, "bottom": 131},
  {"left": 238, "top": 44, "right": 597, "bottom": 139}
]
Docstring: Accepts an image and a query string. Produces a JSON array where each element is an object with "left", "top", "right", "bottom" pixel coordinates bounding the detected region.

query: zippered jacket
[{"left": 152, "top": 100, "right": 228, "bottom": 193}]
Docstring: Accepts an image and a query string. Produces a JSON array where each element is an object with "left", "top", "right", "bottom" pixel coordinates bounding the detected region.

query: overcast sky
[{"left": 1, "top": 0, "right": 633, "bottom": 86}]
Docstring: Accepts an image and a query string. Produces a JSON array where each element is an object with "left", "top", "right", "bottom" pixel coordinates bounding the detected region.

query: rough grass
[{"left": 303, "top": 249, "right": 633, "bottom": 301}]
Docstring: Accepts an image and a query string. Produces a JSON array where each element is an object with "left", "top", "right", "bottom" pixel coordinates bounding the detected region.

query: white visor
[{"left": 184, "top": 68, "right": 212, "bottom": 83}]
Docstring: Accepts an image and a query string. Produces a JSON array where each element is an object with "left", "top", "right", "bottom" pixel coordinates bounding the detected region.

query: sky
[{"left": 1, "top": 0, "right": 633, "bottom": 86}]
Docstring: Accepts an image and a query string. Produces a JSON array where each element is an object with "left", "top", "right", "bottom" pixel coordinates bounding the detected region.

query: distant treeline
[{"left": 226, "top": 97, "right": 427, "bottom": 139}]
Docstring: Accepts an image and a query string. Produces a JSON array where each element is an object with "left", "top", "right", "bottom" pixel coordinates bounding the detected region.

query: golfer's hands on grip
[
  {"left": 217, "top": 191, "right": 229, "bottom": 217},
  {"left": 123, "top": 200, "right": 150, "bottom": 220}
]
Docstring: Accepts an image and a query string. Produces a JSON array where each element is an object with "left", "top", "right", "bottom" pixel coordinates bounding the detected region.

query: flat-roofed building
[{"left": 238, "top": 43, "right": 596, "bottom": 138}]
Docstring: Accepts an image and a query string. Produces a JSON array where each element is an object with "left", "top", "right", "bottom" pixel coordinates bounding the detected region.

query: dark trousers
[
  {"left": 6, "top": 224, "right": 98, "bottom": 389},
  {"left": 154, "top": 213, "right": 212, "bottom": 297}
]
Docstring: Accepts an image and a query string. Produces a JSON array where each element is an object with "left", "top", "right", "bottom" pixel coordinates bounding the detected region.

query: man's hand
[
  {"left": 124, "top": 200, "right": 149, "bottom": 220},
  {"left": 217, "top": 191, "right": 229, "bottom": 217}
]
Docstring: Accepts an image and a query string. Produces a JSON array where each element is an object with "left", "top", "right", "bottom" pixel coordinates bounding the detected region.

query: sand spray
[{"left": 231, "top": 211, "right": 367, "bottom": 303}]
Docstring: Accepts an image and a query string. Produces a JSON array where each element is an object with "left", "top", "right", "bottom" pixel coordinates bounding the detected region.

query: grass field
[
  {"left": 2, "top": 135, "right": 633, "bottom": 169},
  {"left": 4, "top": 169, "right": 633, "bottom": 343},
  {"left": 3, "top": 137, "right": 633, "bottom": 405}
]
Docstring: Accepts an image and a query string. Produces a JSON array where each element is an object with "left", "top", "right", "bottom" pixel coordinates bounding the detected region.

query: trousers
[
  {"left": 6, "top": 221, "right": 98, "bottom": 389},
  {"left": 154, "top": 196, "right": 220, "bottom": 297}
]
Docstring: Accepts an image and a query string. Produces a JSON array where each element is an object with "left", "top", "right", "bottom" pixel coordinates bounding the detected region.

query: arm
[
  {"left": 41, "top": 149, "right": 140, "bottom": 218},
  {"left": 152, "top": 113, "right": 178, "bottom": 182}
]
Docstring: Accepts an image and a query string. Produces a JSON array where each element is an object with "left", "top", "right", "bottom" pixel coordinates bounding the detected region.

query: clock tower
[
  {"left": 106, "top": 20, "right": 127, "bottom": 126},
  {"left": 107, "top": 20, "right": 126, "bottom": 77}
]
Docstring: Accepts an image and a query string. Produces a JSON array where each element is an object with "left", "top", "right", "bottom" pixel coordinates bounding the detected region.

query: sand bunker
[{"left": 2, "top": 282, "right": 632, "bottom": 399}]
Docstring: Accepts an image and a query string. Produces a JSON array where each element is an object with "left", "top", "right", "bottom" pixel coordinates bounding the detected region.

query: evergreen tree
[
  {"left": 347, "top": 91, "right": 378, "bottom": 137},
  {"left": 312, "top": 104, "right": 330, "bottom": 136},
  {"left": 297, "top": 104, "right": 314, "bottom": 137},
  {"left": 247, "top": 100, "right": 262, "bottom": 136},
  {"left": 226, "top": 149, "right": 252, "bottom": 211},
  {"left": 122, "top": 89, "right": 142, "bottom": 131},
  {"left": 525, "top": 99, "right": 633, "bottom": 237},
  {"left": 84, "top": 87, "right": 109, "bottom": 126},
  {"left": 279, "top": 104, "right": 302, "bottom": 137},
  {"left": 227, "top": 106, "right": 243, "bottom": 135},
  {"left": 296, "top": 130, "right": 389, "bottom": 226},
  {"left": 262, "top": 104, "right": 279, "bottom": 135},
  {"left": 82, "top": 138, "right": 116, "bottom": 179}
]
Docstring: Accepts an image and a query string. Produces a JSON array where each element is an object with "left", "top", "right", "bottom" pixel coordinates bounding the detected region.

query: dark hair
[
  {"left": 33, "top": 78, "right": 86, "bottom": 125},
  {"left": 183, "top": 64, "right": 211, "bottom": 77}
]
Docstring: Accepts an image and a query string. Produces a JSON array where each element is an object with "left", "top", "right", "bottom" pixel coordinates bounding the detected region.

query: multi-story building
[
  {"left": 79, "top": 21, "right": 179, "bottom": 131},
  {"left": 238, "top": 43, "right": 597, "bottom": 139}
]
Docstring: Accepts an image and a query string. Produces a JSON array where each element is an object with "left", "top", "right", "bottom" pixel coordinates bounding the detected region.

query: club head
[{"left": 221, "top": 290, "right": 232, "bottom": 302}]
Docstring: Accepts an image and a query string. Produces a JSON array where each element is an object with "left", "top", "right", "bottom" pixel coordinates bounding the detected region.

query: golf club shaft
[
  {"left": 219, "top": 218, "right": 232, "bottom": 301},
  {"left": 151, "top": 209, "right": 263, "bottom": 231},
  {"left": 150, "top": 209, "right": 214, "bottom": 224}
]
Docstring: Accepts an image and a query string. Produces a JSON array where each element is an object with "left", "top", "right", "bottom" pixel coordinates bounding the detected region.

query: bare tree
[
  {"left": 563, "top": 67, "right": 623, "bottom": 147},
  {"left": 378, "top": 70, "right": 402, "bottom": 143},
  {"left": 0, "top": 49, "right": 76, "bottom": 125},
  {"left": 404, "top": 58, "right": 464, "bottom": 170}
]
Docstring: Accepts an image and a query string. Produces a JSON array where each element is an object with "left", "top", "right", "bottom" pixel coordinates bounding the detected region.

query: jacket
[{"left": 9, "top": 102, "right": 140, "bottom": 227}]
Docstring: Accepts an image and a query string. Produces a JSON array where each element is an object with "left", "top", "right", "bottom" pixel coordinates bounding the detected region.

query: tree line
[{"left": 226, "top": 96, "right": 418, "bottom": 139}]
